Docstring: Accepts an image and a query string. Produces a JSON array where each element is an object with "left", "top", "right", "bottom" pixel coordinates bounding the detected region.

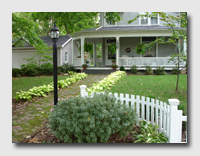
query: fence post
[
  {"left": 168, "top": 99, "right": 182, "bottom": 143},
  {"left": 80, "top": 85, "right": 87, "bottom": 97}
]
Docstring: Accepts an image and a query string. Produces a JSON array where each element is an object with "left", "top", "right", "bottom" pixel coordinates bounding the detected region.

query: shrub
[
  {"left": 40, "top": 63, "right": 53, "bottom": 75},
  {"left": 48, "top": 93, "right": 138, "bottom": 143},
  {"left": 21, "top": 64, "right": 38, "bottom": 76},
  {"left": 145, "top": 65, "right": 153, "bottom": 75},
  {"left": 155, "top": 66, "right": 166, "bottom": 75},
  {"left": 133, "top": 121, "right": 168, "bottom": 143},
  {"left": 62, "top": 63, "right": 76, "bottom": 73},
  {"left": 171, "top": 67, "right": 181, "bottom": 74},
  {"left": 69, "top": 64, "right": 76, "bottom": 72},
  {"left": 119, "top": 65, "right": 125, "bottom": 71},
  {"left": 12, "top": 68, "right": 22, "bottom": 77},
  {"left": 130, "top": 65, "right": 138, "bottom": 74}
]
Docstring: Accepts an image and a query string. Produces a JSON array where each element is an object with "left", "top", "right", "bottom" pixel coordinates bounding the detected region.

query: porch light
[{"left": 50, "top": 21, "right": 59, "bottom": 105}]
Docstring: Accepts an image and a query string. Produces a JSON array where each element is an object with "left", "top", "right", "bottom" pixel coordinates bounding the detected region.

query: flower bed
[
  {"left": 86, "top": 71, "right": 126, "bottom": 94},
  {"left": 15, "top": 72, "right": 87, "bottom": 101}
]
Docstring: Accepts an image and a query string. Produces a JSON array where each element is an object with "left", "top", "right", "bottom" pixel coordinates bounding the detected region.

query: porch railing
[
  {"left": 73, "top": 58, "right": 81, "bottom": 66},
  {"left": 118, "top": 57, "right": 185, "bottom": 67}
]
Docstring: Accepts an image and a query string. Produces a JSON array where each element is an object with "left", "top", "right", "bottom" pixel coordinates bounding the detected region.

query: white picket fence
[{"left": 80, "top": 85, "right": 187, "bottom": 143}]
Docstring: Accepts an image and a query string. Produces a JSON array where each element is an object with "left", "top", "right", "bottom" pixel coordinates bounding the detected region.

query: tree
[
  {"left": 12, "top": 12, "right": 47, "bottom": 49},
  {"left": 128, "top": 12, "right": 187, "bottom": 91}
]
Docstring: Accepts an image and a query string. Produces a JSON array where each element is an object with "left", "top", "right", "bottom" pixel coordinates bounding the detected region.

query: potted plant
[
  {"left": 111, "top": 64, "right": 118, "bottom": 70},
  {"left": 111, "top": 59, "right": 116, "bottom": 64},
  {"left": 82, "top": 64, "right": 88, "bottom": 70},
  {"left": 85, "top": 60, "right": 89, "bottom": 64}
]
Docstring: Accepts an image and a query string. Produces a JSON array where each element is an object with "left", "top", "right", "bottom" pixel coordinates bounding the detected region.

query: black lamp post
[{"left": 50, "top": 21, "right": 59, "bottom": 105}]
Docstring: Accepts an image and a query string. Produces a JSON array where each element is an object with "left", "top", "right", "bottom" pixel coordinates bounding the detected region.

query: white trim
[
  {"left": 95, "top": 26, "right": 103, "bottom": 31},
  {"left": 62, "top": 38, "right": 72, "bottom": 47}
]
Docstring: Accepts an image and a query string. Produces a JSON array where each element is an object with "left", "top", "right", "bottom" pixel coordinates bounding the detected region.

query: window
[
  {"left": 140, "top": 12, "right": 159, "bottom": 25},
  {"left": 65, "top": 52, "right": 68, "bottom": 63},
  {"left": 142, "top": 37, "right": 156, "bottom": 57}
]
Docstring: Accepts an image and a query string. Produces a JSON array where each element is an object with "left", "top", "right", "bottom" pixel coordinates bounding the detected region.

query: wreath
[{"left": 126, "top": 48, "right": 131, "bottom": 53}]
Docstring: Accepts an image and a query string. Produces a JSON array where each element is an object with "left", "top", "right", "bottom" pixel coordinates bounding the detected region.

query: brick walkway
[{"left": 12, "top": 74, "right": 108, "bottom": 143}]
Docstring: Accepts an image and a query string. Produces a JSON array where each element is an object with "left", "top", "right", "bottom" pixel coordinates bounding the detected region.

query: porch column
[
  {"left": 102, "top": 38, "right": 105, "bottom": 66},
  {"left": 156, "top": 37, "right": 158, "bottom": 57},
  {"left": 81, "top": 37, "right": 85, "bottom": 65},
  {"left": 93, "top": 43, "right": 97, "bottom": 66},
  {"left": 116, "top": 37, "right": 119, "bottom": 65}
]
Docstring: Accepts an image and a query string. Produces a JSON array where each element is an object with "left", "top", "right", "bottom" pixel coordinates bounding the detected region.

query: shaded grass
[
  {"left": 12, "top": 75, "right": 70, "bottom": 98},
  {"left": 110, "top": 74, "right": 187, "bottom": 115}
]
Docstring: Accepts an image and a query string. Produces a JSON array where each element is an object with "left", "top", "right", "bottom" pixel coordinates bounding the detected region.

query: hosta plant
[
  {"left": 133, "top": 121, "right": 168, "bottom": 143},
  {"left": 86, "top": 71, "right": 126, "bottom": 94},
  {"left": 15, "top": 72, "right": 87, "bottom": 101},
  {"left": 48, "top": 93, "right": 138, "bottom": 143}
]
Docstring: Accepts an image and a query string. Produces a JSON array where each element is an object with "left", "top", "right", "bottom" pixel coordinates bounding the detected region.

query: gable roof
[
  {"left": 40, "top": 35, "right": 71, "bottom": 47},
  {"left": 12, "top": 35, "right": 71, "bottom": 47}
]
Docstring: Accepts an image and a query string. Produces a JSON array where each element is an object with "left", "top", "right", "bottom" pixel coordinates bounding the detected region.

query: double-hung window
[{"left": 140, "top": 12, "right": 159, "bottom": 25}]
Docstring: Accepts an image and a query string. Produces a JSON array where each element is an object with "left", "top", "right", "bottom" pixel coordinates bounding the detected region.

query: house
[
  {"left": 12, "top": 35, "right": 72, "bottom": 68},
  {"left": 70, "top": 12, "right": 187, "bottom": 72}
]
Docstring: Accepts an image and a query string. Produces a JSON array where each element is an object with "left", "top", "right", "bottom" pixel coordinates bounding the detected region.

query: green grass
[
  {"left": 110, "top": 74, "right": 187, "bottom": 115},
  {"left": 12, "top": 75, "right": 70, "bottom": 98}
]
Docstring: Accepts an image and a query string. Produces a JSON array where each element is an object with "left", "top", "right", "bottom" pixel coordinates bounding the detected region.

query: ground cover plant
[
  {"left": 48, "top": 93, "right": 138, "bottom": 143},
  {"left": 12, "top": 75, "right": 71, "bottom": 98},
  {"left": 110, "top": 74, "right": 187, "bottom": 116},
  {"left": 133, "top": 121, "right": 168, "bottom": 143},
  {"left": 86, "top": 71, "right": 126, "bottom": 94},
  {"left": 14, "top": 72, "right": 87, "bottom": 101}
]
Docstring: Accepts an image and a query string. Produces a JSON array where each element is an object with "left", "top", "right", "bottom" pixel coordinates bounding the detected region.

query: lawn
[
  {"left": 110, "top": 74, "right": 187, "bottom": 115},
  {"left": 12, "top": 75, "right": 70, "bottom": 98}
]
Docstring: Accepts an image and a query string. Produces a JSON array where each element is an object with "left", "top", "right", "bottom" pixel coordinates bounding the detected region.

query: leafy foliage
[
  {"left": 128, "top": 12, "right": 187, "bottom": 91},
  {"left": 86, "top": 71, "right": 126, "bottom": 94},
  {"left": 171, "top": 67, "right": 181, "bottom": 74},
  {"left": 130, "top": 65, "right": 138, "bottom": 74},
  {"left": 48, "top": 93, "right": 138, "bottom": 143},
  {"left": 133, "top": 121, "right": 168, "bottom": 143},
  {"left": 15, "top": 73, "right": 87, "bottom": 101},
  {"left": 105, "top": 12, "right": 121, "bottom": 25},
  {"left": 119, "top": 66, "right": 125, "bottom": 71},
  {"left": 155, "top": 66, "right": 166, "bottom": 75},
  {"left": 145, "top": 66, "right": 153, "bottom": 75},
  {"left": 62, "top": 63, "right": 76, "bottom": 73},
  {"left": 12, "top": 68, "right": 22, "bottom": 77}
]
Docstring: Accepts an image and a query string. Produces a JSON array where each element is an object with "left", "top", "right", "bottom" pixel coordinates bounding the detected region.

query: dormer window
[{"left": 140, "top": 12, "right": 159, "bottom": 25}]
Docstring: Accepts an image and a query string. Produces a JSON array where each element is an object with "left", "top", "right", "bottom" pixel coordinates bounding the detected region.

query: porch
[{"left": 74, "top": 57, "right": 185, "bottom": 69}]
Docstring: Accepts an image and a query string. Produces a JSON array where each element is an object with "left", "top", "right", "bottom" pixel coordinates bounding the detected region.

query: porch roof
[{"left": 82, "top": 26, "right": 186, "bottom": 32}]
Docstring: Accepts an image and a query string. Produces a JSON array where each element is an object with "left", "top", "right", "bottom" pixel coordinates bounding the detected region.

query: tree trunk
[{"left": 176, "top": 54, "right": 180, "bottom": 92}]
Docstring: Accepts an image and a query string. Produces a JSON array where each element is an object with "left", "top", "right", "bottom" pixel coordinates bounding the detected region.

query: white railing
[
  {"left": 118, "top": 57, "right": 185, "bottom": 67},
  {"left": 73, "top": 58, "right": 81, "bottom": 66},
  {"left": 80, "top": 85, "right": 187, "bottom": 143}
]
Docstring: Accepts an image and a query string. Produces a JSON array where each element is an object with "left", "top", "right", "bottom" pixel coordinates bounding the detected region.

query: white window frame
[{"left": 139, "top": 12, "right": 159, "bottom": 25}]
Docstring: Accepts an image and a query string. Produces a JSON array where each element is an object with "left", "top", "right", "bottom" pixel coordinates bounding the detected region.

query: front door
[{"left": 105, "top": 43, "right": 116, "bottom": 66}]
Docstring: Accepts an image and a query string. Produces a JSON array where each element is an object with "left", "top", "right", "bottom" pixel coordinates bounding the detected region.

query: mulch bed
[
  {"left": 21, "top": 123, "right": 187, "bottom": 143},
  {"left": 22, "top": 124, "right": 141, "bottom": 143}
]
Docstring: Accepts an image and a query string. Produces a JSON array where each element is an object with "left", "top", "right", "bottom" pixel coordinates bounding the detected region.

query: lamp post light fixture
[{"left": 50, "top": 21, "right": 59, "bottom": 105}]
